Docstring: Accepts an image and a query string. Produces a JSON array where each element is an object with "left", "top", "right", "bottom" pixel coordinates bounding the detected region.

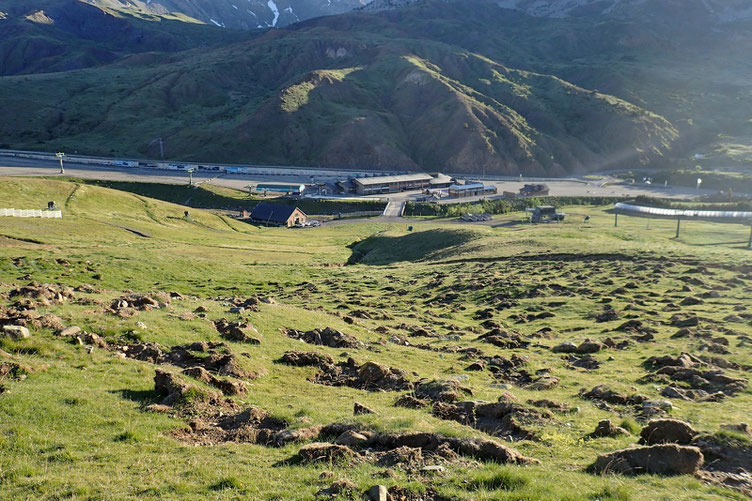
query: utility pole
[
  {"left": 55, "top": 152, "right": 65, "bottom": 174},
  {"left": 748, "top": 222, "right": 752, "bottom": 250},
  {"left": 614, "top": 210, "right": 618, "bottom": 227},
  {"left": 675, "top": 215, "right": 681, "bottom": 238}
]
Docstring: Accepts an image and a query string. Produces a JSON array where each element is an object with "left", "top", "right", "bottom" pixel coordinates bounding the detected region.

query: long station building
[{"left": 349, "top": 173, "right": 452, "bottom": 195}]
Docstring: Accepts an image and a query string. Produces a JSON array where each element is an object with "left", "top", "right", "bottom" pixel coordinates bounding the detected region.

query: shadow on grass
[
  {"left": 347, "top": 228, "right": 480, "bottom": 265},
  {"left": 111, "top": 389, "right": 160, "bottom": 408}
]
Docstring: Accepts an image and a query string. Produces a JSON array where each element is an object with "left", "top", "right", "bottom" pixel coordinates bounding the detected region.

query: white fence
[{"left": 0, "top": 209, "right": 62, "bottom": 218}]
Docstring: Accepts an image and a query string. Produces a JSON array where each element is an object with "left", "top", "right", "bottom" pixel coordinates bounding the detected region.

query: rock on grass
[{"left": 589, "top": 444, "right": 703, "bottom": 475}]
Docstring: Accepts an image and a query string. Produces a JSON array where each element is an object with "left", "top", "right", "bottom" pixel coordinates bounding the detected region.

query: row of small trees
[{"left": 404, "top": 196, "right": 624, "bottom": 217}]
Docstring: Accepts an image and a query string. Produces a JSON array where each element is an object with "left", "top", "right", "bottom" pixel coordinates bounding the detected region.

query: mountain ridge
[{"left": 0, "top": 0, "right": 748, "bottom": 174}]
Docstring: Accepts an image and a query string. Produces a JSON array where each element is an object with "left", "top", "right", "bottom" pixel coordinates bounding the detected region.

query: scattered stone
[
  {"left": 1, "top": 325, "right": 30, "bottom": 340},
  {"left": 56, "top": 326, "right": 81, "bottom": 337},
  {"left": 367, "top": 484, "right": 388, "bottom": 501}
]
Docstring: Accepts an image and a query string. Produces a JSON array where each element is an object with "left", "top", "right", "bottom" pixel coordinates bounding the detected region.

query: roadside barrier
[{"left": 0, "top": 209, "right": 62, "bottom": 218}]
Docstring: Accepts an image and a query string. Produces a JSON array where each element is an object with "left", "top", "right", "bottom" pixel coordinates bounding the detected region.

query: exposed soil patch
[
  {"left": 283, "top": 327, "right": 364, "bottom": 349},
  {"left": 431, "top": 399, "right": 548, "bottom": 441},
  {"left": 214, "top": 318, "right": 261, "bottom": 344},
  {"left": 9, "top": 282, "right": 74, "bottom": 307},
  {"left": 151, "top": 370, "right": 318, "bottom": 447},
  {"left": 279, "top": 350, "right": 334, "bottom": 367},
  {"left": 311, "top": 358, "right": 413, "bottom": 392},
  {"left": 114, "top": 340, "right": 263, "bottom": 386},
  {"left": 310, "top": 423, "right": 538, "bottom": 466},
  {"left": 640, "top": 353, "right": 747, "bottom": 400}
]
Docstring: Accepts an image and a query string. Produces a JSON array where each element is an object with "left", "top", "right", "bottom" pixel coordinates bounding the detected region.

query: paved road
[
  {"left": 0, "top": 157, "right": 336, "bottom": 188},
  {"left": 1, "top": 156, "right": 723, "bottom": 212}
]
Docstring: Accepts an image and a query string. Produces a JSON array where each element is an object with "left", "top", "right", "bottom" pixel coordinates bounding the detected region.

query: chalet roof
[{"left": 250, "top": 202, "right": 304, "bottom": 223}]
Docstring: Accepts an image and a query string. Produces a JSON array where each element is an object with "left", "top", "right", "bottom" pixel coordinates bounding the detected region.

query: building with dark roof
[
  {"left": 249, "top": 202, "right": 307, "bottom": 227},
  {"left": 352, "top": 173, "right": 434, "bottom": 195}
]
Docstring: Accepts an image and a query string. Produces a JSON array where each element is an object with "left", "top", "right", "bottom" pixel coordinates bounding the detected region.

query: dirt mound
[
  {"left": 477, "top": 329, "right": 529, "bottom": 349},
  {"left": 581, "top": 385, "right": 649, "bottom": 415},
  {"left": 528, "top": 399, "right": 574, "bottom": 414},
  {"left": 643, "top": 353, "right": 703, "bottom": 370},
  {"left": 588, "top": 419, "right": 630, "bottom": 438},
  {"left": 316, "top": 425, "right": 537, "bottom": 465},
  {"left": 553, "top": 339, "right": 603, "bottom": 354},
  {"left": 279, "top": 351, "right": 334, "bottom": 367},
  {"left": 181, "top": 366, "right": 246, "bottom": 396},
  {"left": 298, "top": 443, "right": 357, "bottom": 463},
  {"left": 615, "top": 319, "right": 657, "bottom": 336},
  {"left": 694, "top": 434, "right": 752, "bottom": 497},
  {"left": 154, "top": 369, "right": 216, "bottom": 406},
  {"left": 151, "top": 370, "right": 319, "bottom": 447},
  {"left": 229, "top": 296, "right": 261, "bottom": 311},
  {"left": 639, "top": 419, "right": 697, "bottom": 445},
  {"left": 589, "top": 444, "right": 703, "bottom": 475},
  {"left": 9, "top": 282, "right": 74, "bottom": 307},
  {"left": 0, "top": 304, "right": 65, "bottom": 331},
  {"left": 671, "top": 314, "right": 700, "bottom": 328},
  {"left": 213, "top": 318, "right": 261, "bottom": 344},
  {"left": 594, "top": 306, "right": 620, "bottom": 323},
  {"left": 432, "top": 400, "right": 547, "bottom": 441},
  {"left": 641, "top": 364, "right": 746, "bottom": 397},
  {"left": 283, "top": 327, "right": 364, "bottom": 349},
  {"left": 413, "top": 379, "right": 472, "bottom": 403},
  {"left": 311, "top": 358, "right": 413, "bottom": 392},
  {"left": 108, "top": 293, "right": 168, "bottom": 316},
  {"left": 394, "top": 395, "right": 426, "bottom": 409},
  {"left": 115, "top": 341, "right": 262, "bottom": 381},
  {"left": 566, "top": 354, "right": 601, "bottom": 370}
]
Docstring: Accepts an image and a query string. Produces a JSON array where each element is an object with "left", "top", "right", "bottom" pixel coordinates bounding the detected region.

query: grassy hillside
[
  {"left": 1, "top": 177, "right": 751, "bottom": 499},
  {"left": 0, "top": 26, "right": 677, "bottom": 175}
]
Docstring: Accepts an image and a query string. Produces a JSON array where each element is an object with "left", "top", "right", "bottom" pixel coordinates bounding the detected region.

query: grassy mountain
[
  {"left": 0, "top": 0, "right": 748, "bottom": 174},
  {"left": 0, "top": 0, "right": 251, "bottom": 75},
  {"left": 83, "top": 0, "right": 369, "bottom": 30}
]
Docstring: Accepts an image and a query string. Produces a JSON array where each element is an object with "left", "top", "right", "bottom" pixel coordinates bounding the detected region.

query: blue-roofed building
[{"left": 249, "top": 183, "right": 306, "bottom": 195}]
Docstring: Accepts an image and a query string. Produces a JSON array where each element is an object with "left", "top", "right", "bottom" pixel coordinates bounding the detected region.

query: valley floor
[{"left": 0, "top": 177, "right": 750, "bottom": 500}]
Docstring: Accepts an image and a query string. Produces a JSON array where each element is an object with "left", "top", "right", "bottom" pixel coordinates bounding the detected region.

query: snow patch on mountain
[{"left": 267, "top": 0, "right": 279, "bottom": 26}]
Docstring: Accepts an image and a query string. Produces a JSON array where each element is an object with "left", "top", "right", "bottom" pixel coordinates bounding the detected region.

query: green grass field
[{"left": 0, "top": 177, "right": 750, "bottom": 500}]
